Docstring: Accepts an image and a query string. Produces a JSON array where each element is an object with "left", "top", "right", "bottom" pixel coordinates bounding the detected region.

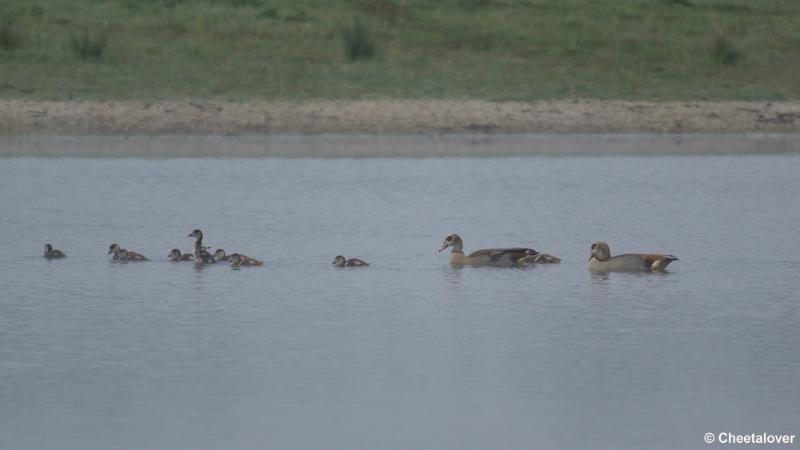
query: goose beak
[
  {"left": 107, "top": 249, "right": 113, "bottom": 255},
  {"left": 187, "top": 233, "right": 193, "bottom": 237},
  {"left": 438, "top": 243, "right": 448, "bottom": 253}
]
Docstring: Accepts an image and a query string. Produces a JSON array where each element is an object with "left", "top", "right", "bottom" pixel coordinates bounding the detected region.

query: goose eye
[
  {"left": 446, "top": 236, "right": 453, "bottom": 241},
  {"left": 591, "top": 243, "right": 596, "bottom": 249}
]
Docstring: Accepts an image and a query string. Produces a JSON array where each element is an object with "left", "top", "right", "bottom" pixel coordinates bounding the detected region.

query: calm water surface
[{"left": 1, "top": 154, "right": 799, "bottom": 450}]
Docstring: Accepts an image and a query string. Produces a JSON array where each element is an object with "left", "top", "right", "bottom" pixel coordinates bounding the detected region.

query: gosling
[
  {"left": 332, "top": 255, "right": 370, "bottom": 267},
  {"left": 108, "top": 243, "right": 148, "bottom": 261},
  {"left": 229, "top": 253, "right": 263, "bottom": 267},
  {"left": 168, "top": 249, "right": 194, "bottom": 262},
  {"left": 516, "top": 249, "right": 561, "bottom": 266},
  {"left": 43, "top": 243, "right": 66, "bottom": 259},
  {"left": 213, "top": 249, "right": 231, "bottom": 262}
]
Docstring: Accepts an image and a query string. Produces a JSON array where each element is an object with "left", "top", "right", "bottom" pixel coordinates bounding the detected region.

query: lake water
[{"left": 1, "top": 151, "right": 799, "bottom": 450}]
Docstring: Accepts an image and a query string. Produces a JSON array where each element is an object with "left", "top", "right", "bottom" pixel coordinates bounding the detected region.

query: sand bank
[
  {"left": 2, "top": 99, "right": 799, "bottom": 157},
  {"left": 2, "top": 99, "right": 800, "bottom": 135}
]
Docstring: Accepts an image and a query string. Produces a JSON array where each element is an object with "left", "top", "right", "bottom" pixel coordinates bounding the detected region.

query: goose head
[
  {"left": 108, "top": 243, "right": 121, "bottom": 255},
  {"left": 590, "top": 242, "right": 611, "bottom": 261},
  {"left": 332, "top": 255, "right": 346, "bottom": 266},
  {"left": 229, "top": 253, "right": 242, "bottom": 265},
  {"left": 44, "top": 243, "right": 53, "bottom": 255},
  {"left": 188, "top": 229, "right": 203, "bottom": 239},
  {"left": 438, "top": 234, "right": 464, "bottom": 253},
  {"left": 168, "top": 249, "right": 182, "bottom": 258},
  {"left": 214, "top": 249, "right": 226, "bottom": 260}
]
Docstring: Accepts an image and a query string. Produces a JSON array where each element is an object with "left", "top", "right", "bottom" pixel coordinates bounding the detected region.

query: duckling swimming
[
  {"left": 168, "top": 248, "right": 194, "bottom": 262},
  {"left": 123, "top": 249, "right": 148, "bottom": 261},
  {"left": 108, "top": 243, "right": 122, "bottom": 261},
  {"left": 117, "top": 249, "right": 131, "bottom": 263},
  {"left": 332, "top": 255, "right": 370, "bottom": 267},
  {"left": 516, "top": 249, "right": 561, "bottom": 266},
  {"left": 214, "top": 249, "right": 231, "bottom": 262},
  {"left": 43, "top": 243, "right": 66, "bottom": 259},
  {"left": 229, "top": 253, "right": 263, "bottom": 267},
  {"left": 216, "top": 248, "right": 260, "bottom": 263},
  {"left": 188, "top": 229, "right": 216, "bottom": 264},
  {"left": 108, "top": 243, "right": 148, "bottom": 261}
]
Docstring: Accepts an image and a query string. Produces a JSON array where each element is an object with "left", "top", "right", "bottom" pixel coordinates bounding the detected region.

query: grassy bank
[{"left": 0, "top": 0, "right": 798, "bottom": 101}]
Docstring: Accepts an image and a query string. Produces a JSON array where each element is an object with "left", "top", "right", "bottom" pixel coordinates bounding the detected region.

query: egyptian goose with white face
[
  {"left": 587, "top": 241, "right": 677, "bottom": 273},
  {"left": 108, "top": 243, "right": 148, "bottom": 261},
  {"left": 43, "top": 243, "right": 66, "bottom": 259},
  {"left": 331, "top": 255, "right": 370, "bottom": 267},
  {"left": 438, "top": 233, "right": 556, "bottom": 267},
  {"left": 168, "top": 248, "right": 193, "bottom": 262},
  {"left": 187, "top": 229, "right": 216, "bottom": 264}
]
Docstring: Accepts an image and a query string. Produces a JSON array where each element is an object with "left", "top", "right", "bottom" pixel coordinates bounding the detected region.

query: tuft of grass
[
  {"left": 70, "top": 29, "right": 108, "bottom": 60},
  {"left": 28, "top": 4, "right": 44, "bottom": 18},
  {"left": 284, "top": 6, "right": 308, "bottom": 22},
  {"left": 0, "top": 18, "right": 23, "bottom": 50},
  {"left": 257, "top": 7, "right": 279, "bottom": 19},
  {"left": 711, "top": 35, "right": 741, "bottom": 65},
  {"left": 340, "top": 18, "right": 375, "bottom": 61}
]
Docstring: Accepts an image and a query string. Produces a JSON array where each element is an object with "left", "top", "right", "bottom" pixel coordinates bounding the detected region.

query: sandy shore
[
  {"left": 3, "top": 99, "right": 800, "bottom": 135},
  {"left": 2, "top": 99, "right": 800, "bottom": 156}
]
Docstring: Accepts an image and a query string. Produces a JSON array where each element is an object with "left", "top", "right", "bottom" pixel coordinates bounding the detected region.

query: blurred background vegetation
[{"left": 0, "top": 0, "right": 798, "bottom": 101}]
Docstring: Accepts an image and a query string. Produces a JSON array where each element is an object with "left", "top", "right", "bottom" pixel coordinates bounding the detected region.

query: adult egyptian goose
[
  {"left": 43, "top": 243, "right": 66, "bottom": 259},
  {"left": 229, "top": 253, "right": 263, "bottom": 267},
  {"left": 188, "top": 229, "right": 216, "bottom": 264},
  {"left": 331, "top": 255, "right": 370, "bottom": 267},
  {"left": 108, "top": 243, "right": 148, "bottom": 261},
  {"left": 168, "top": 248, "right": 194, "bottom": 262},
  {"left": 438, "top": 233, "right": 553, "bottom": 267},
  {"left": 587, "top": 241, "right": 677, "bottom": 273}
]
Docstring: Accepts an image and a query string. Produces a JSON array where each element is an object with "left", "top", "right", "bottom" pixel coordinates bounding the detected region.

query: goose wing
[{"left": 643, "top": 254, "right": 678, "bottom": 271}]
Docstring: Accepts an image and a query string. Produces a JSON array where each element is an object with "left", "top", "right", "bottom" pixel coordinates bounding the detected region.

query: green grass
[
  {"left": 0, "top": 0, "right": 798, "bottom": 101},
  {"left": 70, "top": 29, "right": 108, "bottom": 59},
  {"left": 340, "top": 18, "right": 375, "bottom": 61},
  {"left": 0, "top": 16, "right": 23, "bottom": 50}
]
